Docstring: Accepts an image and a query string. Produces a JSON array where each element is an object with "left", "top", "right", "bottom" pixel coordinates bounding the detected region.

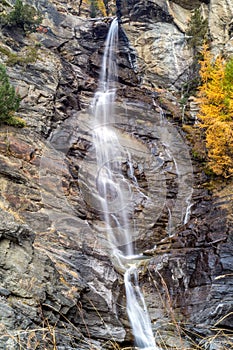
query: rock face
[
  {"left": 0, "top": 0, "right": 233, "bottom": 349},
  {"left": 209, "top": 0, "right": 233, "bottom": 56},
  {"left": 145, "top": 179, "right": 233, "bottom": 342},
  {"left": 171, "top": 0, "right": 210, "bottom": 10},
  {"left": 120, "top": 0, "right": 233, "bottom": 90},
  {"left": 121, "top": 0, "right": 194, "bottom": 90}
]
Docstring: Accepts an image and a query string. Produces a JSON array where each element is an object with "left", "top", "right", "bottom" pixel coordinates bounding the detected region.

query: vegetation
[
  {"left": 195, "top": 44, "right": 233, "bottom": 177},
  {"left": 0, "top": 63, "right": 24, "bottom": 127},
  {"left": 186, "top": 8, "right": 208, "bottom": 55},
  {"left": 0, "top": 44, "right": 38, "bottom": 66},
  {"left": 0, "top": 0, "right": 42, "bottom": 32},
  {"left": 88, "top": 0, "right": 107, "bottom": 17},
  {"left": 182, "top": 8, "right": 233, "bottom": 178},
  {"left": 181, "top": 8, "right": 208, "bottom": 104}
]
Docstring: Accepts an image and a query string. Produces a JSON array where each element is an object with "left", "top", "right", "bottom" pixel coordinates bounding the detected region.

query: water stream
[{"left": 92, "top": 18, "right": 158, "bottom": 349}]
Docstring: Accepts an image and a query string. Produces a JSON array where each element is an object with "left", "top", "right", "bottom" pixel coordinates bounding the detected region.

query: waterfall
[
  {"left": 93, "top": 18, "right": 133, "bottom": 258},
  {"left": 92, "top": 18, "right": 158, "bottom": 349}
]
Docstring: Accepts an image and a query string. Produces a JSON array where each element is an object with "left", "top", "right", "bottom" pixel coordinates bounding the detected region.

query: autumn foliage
[
  {"left": 88, "top": 0, "right": 107, "bottom": 17},
  {"left": 196, "top": 44, "right": 233, "bottom": 177}
]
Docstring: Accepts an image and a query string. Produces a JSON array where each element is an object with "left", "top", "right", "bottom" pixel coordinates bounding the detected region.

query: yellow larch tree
[{"left": 196, "top": 44, "right": 233, "bottom": 177}]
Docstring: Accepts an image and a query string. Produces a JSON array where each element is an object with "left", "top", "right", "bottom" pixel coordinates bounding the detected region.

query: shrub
[
  {"left": 0, "top": 63, "right": 22, "bottom": 126},
  {"left": 1, "top": 0, "right": 42, "bottom": 32}
]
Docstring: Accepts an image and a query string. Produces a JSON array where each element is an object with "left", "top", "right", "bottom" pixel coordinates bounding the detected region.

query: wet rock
[{"left": 121, "top": 0, "right": 173, "bottom": 23}]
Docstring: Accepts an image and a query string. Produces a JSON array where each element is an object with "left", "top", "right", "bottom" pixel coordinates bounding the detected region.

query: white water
[
  {"left": 125, "top": 266, "right": 156, "bottom": 349},
  {"left": 92, "top": 18, "right": 158, "bottom": 349}
]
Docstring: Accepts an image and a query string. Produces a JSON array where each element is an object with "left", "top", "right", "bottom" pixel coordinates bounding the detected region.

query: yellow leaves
[
  {"left": 196, "top": 44, "right": 233, "bottom": 177},
  {"left": 198, "top": 104, "right": 222, "bottom": 127},
  {"left": 206, "top": 121, "right": 233, "bottom": 177},
  {"left": 226, "top": 96, "right": 233, "bottom": 113},
  {"left": 198, "top": 55, "right": 225, "bottom": 109},
  {"left": 198, "top": 43, "right": 214, "bottom": 85},
  {"left": 97, "top": 0, "right": 107, "bottom": 16}
]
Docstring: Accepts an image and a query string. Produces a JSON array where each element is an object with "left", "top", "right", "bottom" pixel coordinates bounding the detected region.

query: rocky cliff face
[
  {"left": 0, "top": 0, "right": 233, "bottom": 349},
  {"left": 120, "top": 0, "right": 233, "bottom": 90}
]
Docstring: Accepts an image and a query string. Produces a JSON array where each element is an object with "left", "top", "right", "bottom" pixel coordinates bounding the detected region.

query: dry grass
[
  {"left": 1, "top": 313, "right": 233, "bottom": 349},
  {"left": 147, "top": 267, "right": 233, "bottom": 350},
  {"left": 1, "top": 263, "right": 233, "bottom": 349},
  {"left": 0, "top": 299, "right": 135, "bottom": 350}
]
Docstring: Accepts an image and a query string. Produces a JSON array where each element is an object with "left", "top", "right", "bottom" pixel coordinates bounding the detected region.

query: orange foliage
[{"left": 196, "top": 44, "right": 233, "bottom": 177}]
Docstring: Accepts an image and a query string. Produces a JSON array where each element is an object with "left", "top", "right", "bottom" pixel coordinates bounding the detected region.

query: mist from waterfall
[{"left": 92, "top": 18, "right": 158, "bottom": 349}]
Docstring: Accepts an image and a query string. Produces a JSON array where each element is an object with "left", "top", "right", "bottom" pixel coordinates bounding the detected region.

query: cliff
[{"left": 0, "top": 0, "right": 232, "bottom": 349}]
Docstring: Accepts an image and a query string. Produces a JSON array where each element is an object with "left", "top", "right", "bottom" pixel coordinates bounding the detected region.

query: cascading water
[
  {"left": 92, "top": 18, "right": 158, "bottom": 349},
  {"left": 93, "top": 18, "right": 133, "bottom": 258}
]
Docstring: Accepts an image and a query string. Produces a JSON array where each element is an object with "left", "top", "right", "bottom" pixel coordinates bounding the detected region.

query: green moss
[{"left": 4, "top": 115, "right": 26, "bottom": 127}]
